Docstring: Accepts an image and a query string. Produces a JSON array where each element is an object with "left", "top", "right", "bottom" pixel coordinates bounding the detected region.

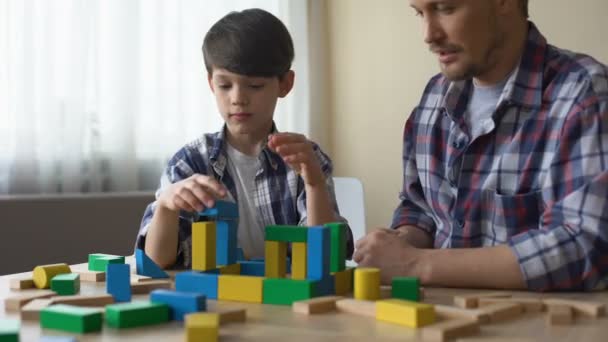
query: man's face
[
  {"left": 410, "top": 0, "right": 507, "bottom": 81},
  {"left": 208, "top": 69, "right": 293, "bottom": 137}
]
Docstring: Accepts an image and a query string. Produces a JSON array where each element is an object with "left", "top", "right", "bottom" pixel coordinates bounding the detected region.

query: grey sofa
[{"left": 0, "top": 191, "right": 155, "bottom": 275}]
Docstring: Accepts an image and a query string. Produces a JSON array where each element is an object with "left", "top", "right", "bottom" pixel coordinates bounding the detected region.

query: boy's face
[
  {"left": 208, "top": 68, "right": 294, "bottom": 138},
  {"left": 410, "top": 0, "right": 510, "bottom": 82}
]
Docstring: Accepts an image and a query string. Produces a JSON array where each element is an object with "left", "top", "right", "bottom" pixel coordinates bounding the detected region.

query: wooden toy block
[
  {"left": 376, "top": 299, "right": 435, "bottom": 328},
  {"left": 547, "top": 304, "right": 573, "bottom": 325},
  {"left": 106, "top": 263, "right": 131, "bottom": 302},
  {"left": 185, "top": 312, "right": 219, "bottom": 342},
  {"left": 39, "top": 336, "right": 77, "bottom": 342},
  {"left": 40, "top": 304, "right": 103, "bottom": 333},
  {"left": 335, "top": 298, "right": 376, "bottom": 318},
  {"left": 75, "top": 270, "right": 105, "bottom": 282},
  {"left": 130, "top": 273, "right": 153, "bottom": 282},
  {"left": 453, "top": 292, "right": 511, "bottom": 309},
  {"left": 433, "top": 304, "right": 490, "bottom": 324},
  {"left": 239, "top": 260, "right": 265, "bottom": 276},
  {"left": 0, "top": 319, "right": 19, "bottom": 342},
  {"left": 392, "top": 277, "right": 420, "bottom": 302},
  {"left": 333, "top": 268, "right": 353, "bottom": 296},
  {"left": 4, "top": 290, "right": 56, "bottom": 312},
  {"left": 264, "top": 240, "right": 287, "bottom": 278},
  {"left": 212, "top": 307, "right": 246, "bottom": 324},
  {"left": 198, "top": 200, "right": 238, "bottom": 219},
  {"left": 105, "top": 301, "right": 170, "bottom": 328},
  {"left": 292, "top": 296, "right": 343, "bottom": 314},
  {"left": 33, "top": 263, "right": 71, "bottom": 289},
  {"left": 130, "top": 279, "right": 172, "bottom": 295},
  {"left": 475, "top": 302, "right": 523, "bottom": 323},
  {"left": 262, "top": 278, "right": 315, "bottom": 305},
  {"left": 87, "top": 253, "right": 125, "bottom": 272},
  {"left": 50, "top": 294, "right": 114, "bottom": 307},
  {"left": 218, "top": 275, "right": 264, "bottom": 303},
  {"left": 420, "top": 318, "right": 480, "bottom": 342},
  {"left": 9, "top": 277, "right": 35, "bottom": 290},
  {"left": 307, "top": 226, "right": 331, "bottom": 280},
  {"left": 175, "top": 271, "right": 218, "bottom": 299},
  {"left": 150, "top": 289, "right": 206, "bottom": 321},
  {"left": 478, "top": 297, "right": 544, "bottom": 313},
  {"left": 20, "top": 298, "right": 53, "bottom": 321},
  {"left": 291, "top": 242, "right": 307, "bottom": 280},
  {"left": 265, "top": 225, "right": 308, "bottom": 242},
  {"left": 216, "top": 220, "right": 238, "bottom": 266},
  {"left": 354, "top": 268, "right": 380, "bottom": 300},
  {"left": 50, "top": 273, "right": 80, "bottom": 296},
  {"left": 219, "top": 263, "right": 241, "bottom": 275},
  {"left": 325, "top": 222, "right": 347, "bottom": 272},
  {"left": 135, "top": 249, "right": 170, "bottom": 278},
  {"left": 192, "top": 222, "right": 217, "bottom": 271},
  {"left": 542, "top": 298, "right": 605, "bottom": 318}
]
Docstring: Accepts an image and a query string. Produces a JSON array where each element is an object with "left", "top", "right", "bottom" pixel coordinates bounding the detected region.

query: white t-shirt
[{"left": 225, "top": 143, "right": 266, "bottom": 259}]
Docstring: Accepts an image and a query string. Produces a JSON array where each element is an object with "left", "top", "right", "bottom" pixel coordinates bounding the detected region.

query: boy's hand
[
  {"left": 157, "top": 174, "right": 227, "bottom": 213},
  {"left": 267, "top": 133, "right": 325, "bottom": 187}
]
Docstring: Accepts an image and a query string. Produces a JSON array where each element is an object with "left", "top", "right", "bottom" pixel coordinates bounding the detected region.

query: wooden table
[{"left": 1, "top": 262, "right": 607, "bottom": 341}]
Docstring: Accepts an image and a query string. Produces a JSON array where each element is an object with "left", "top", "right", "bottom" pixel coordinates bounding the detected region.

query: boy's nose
[{"left": 231, "top": 89, "right": 249, "bottom": 106}]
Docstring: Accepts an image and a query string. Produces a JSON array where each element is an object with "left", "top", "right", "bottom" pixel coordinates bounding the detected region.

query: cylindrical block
[
  {"left": 33, "top": 263, "right": 71, "bottom": 289},
  {"left": 354, "top": 268, "right": 380, "bottom": 300}
]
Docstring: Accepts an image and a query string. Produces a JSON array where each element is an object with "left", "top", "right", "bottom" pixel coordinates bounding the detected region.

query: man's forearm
[{"left": 422, "top": 245, "right": 526, "bottom": 289}]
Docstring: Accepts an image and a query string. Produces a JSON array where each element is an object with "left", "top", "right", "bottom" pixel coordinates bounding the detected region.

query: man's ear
[
  {"left": 278, "top": 70, "right": 295, "bottom": 98},
  {"left": 207, "top": 72, "right": 215, "bottom": 93}
]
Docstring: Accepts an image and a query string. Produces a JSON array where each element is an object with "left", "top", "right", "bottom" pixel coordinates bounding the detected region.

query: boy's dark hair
[{"left": 203, "top": 8, "right": 294, "bottom": 78}]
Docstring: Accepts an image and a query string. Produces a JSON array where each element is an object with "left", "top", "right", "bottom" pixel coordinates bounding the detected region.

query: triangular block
[{"left": 135, "top": 249, "right": 169, "bottom": 279}]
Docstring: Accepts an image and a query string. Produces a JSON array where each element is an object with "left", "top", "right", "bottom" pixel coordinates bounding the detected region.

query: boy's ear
[
  {"left": 278, "top": 70, "right": 295, "bottom": 98},
  {"left": 207, "top": 73, "right": 215, "bottom": 93}
]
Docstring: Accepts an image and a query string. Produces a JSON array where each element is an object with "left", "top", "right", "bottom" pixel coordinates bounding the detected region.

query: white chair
[{"left": 333, "top": 176, "right": 366, "bottom": 266}]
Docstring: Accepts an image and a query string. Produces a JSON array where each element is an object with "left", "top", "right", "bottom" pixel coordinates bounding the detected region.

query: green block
[
  {"left": 265, "top": 225, "right": 308, "bottom": 242},
  {"left": 391, "top": 277, "right": 420, "bottom": 301},
  {"left": 40, "top": 305, "right": 102, "bottom": 334},
  {"left": 262, "top": 278, "right": 315, "bottom": 305},
  {"left": 51, "top": 273, "right": 80, "bottom": 295},
  {"left": 0, "top": 319, "right": 19, "bottom": 342},
  {"left": 88, "top": 253, "right": 125, "bottom": 272},
  {"left": 325, "top": 222, "right": 347, "bottom": 272},
  {"left": 105, "top": 301, "right": 169, "bottom": 329}
]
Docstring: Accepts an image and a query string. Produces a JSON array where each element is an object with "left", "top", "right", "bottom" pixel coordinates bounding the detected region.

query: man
[{"left": 354, "top": 0, "right": 608, "bottom": 291}]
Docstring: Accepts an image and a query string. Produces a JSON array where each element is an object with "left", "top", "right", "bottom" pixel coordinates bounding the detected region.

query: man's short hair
[{"left": 202, "top": 8, "right": 294, "bottom": 78}]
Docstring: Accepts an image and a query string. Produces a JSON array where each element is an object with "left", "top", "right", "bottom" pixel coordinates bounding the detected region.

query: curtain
[{"left": 0, "top": 0, "right": 317, "bottom": 194}]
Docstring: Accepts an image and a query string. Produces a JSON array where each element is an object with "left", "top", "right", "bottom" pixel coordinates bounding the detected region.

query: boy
[{"left": 136, "top": 8, "right": 353, "bottom": 269}]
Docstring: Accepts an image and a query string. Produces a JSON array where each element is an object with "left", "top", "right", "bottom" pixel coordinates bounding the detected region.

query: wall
[{"left": 325, "top": 0, "right": 608, "bottom": 231}]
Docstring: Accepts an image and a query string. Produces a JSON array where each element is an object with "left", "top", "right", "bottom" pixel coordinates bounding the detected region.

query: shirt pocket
[{"left": 483, "top": 190, "right": 545, "bottom": 242}]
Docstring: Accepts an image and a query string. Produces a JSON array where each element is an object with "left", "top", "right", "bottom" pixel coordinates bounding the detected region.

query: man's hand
[{"left": 353, "top": 228, "right": 430, "bottom": 284}]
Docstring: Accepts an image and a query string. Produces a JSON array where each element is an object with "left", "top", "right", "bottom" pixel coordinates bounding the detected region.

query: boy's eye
[
  {"left": 249, "top": 84, "right": 264, "bottom": 89},
  {"left": 218, "top": 84, "right": 231, "bottom": 89}
]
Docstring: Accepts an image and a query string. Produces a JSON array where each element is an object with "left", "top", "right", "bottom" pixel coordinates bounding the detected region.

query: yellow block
[
  {"left": 264, "top": 241, "right": 286, "bottom": 278},
  {"left": 334, "top": 268, "right": 353, "bottom": 295},
  {"left": 376, "top": 299, "right": 435, "bottom": 328},
  {"left": 219, "top": 263, "right": 241, "bottom": 275},
  {"left": 291, "top": 242, "right": 307, "bottom": 280},
  {"left": 192, "top": 222, "right": 216, "bottom": 271},
  {"left": 354, "top": 268, "right": 380, "bottom": 300},
  {"left": 185, "top": 312, "right": 219, "bottom": 342},
  {"left": 218, "top": 275, "right": 264, "bottom": 303},
  {"left": 33, "top": 263, "right": 71, "bottom": 289}
]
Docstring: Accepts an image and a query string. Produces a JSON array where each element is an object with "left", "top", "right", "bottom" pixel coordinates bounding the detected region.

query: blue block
[
  {"left": 175, "top": 271, "right": 218, "bottom": 299},
  {"left": 238, "top": 261, "right": 265, "bottom": 276},
  {"left": 315, "top": 275, "right": 335, "bottom": 296},
  {"left": 202, "top": 268, "right": 220, "bottom": 275},
  {"left": 106, "top": 263, "right": 131, "bottom": 302},
  {"left": 216, "top": 220, "right": 237, "bottom": 266},
  {"left": 250, "top": 258, "right": 264, "bottom": 262},
  {"left": 236, "top": 247, "right": 245, "bottom": 261},
  {"left": 197, "top": 200, "right": 238, "bottom": 219},
  {"left": 150, "top": 289, "right": 206, "bottom": 321},
  {"left": 135, "top": 249, "right": 169, "bottom": 279},
  {"left": 39, "top": 337, "right": 78, "bottom": 342},
  {"left": 307, "top": 226, "right": 331, "bottom": 280}
]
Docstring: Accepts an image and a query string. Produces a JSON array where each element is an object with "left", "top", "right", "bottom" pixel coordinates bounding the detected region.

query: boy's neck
[{"left": 226, "top": 130, "right": 268, "bottom": 157}]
